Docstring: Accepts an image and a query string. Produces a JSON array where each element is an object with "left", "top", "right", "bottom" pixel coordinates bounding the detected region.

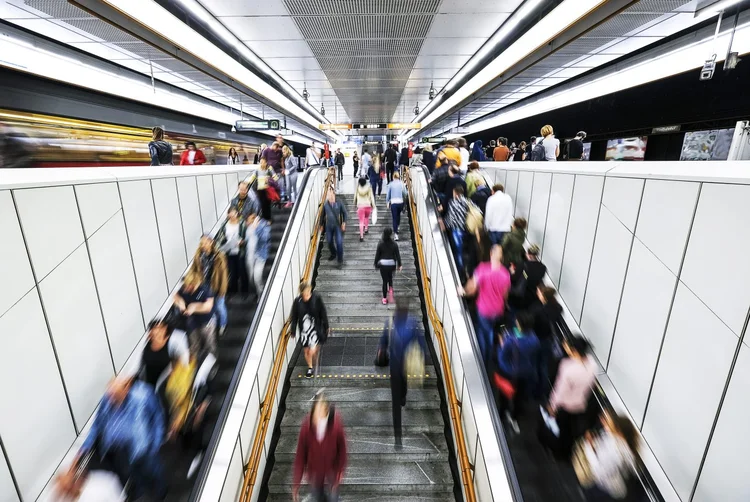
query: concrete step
[
  {"left": 289, "top": 366, "right": 437, "bottom": 389},
  {"left": 267, "top": 458, "right": 454, "bottom": 495},
  {"left": 272, "top": 429, "right": 448, "bottom": 462},
  {"left": 285, "top": 386, "right": 441, "bottom": 406},
  {"left": 267, "top": 494, "right": 455, "bottom": 502},
  {"left": 314, "top": 278, "right": 419, "bottom": 290}
]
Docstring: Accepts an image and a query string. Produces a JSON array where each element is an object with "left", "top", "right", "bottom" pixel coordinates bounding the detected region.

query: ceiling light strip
[{"left": 97, "top": 0, "right": 335, "bottom": 137}]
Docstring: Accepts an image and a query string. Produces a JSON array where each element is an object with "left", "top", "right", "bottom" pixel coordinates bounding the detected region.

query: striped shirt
[{"left": 447, "top": 195, "right": 470, "bottom": 230}]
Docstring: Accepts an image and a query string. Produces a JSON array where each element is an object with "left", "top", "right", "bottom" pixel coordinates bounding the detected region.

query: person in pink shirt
[
  {"left": 461, "top": 244, "right": 511, "bottom": 365},
  {"left": 547, "top": 335, "right": 597, "bottom": 457}
]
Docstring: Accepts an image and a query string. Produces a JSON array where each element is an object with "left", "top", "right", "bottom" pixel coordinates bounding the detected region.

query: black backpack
[{"left": 530, "top": 140, "right": 547, "bottom": 161}]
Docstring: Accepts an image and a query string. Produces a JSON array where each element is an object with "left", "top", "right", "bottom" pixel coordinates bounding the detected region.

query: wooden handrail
[
  {"left": 404, "top": 167, "right": 478, "bottom": 502},
  {"left": 237, "top": 168, "right": 335, "bottom": 502}
]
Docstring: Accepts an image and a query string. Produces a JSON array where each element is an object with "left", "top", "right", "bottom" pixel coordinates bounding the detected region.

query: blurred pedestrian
[
  {"left": 67, "top": 376, "right": 167, "bottom": 501},
  {"left": 530, "top": 286, "right": 563, "bottom": 397},
  {"left": 290, "top": 282, "right": 330, "bottom": 379},
  {"left": 484, "top": 184, "right": 513, "bottom": 245},
  {"left": 514, "top": 141, "right": 527, "bottom": 161},
  {"left": 292, "top": 392, "right": 347, "bottom": 502},
  {"left": 575, "top": 413, "right": 639, "bottom": 502},
  {"left": 174, "top": 269, "right": 216, "bottom": 357},
  {"left": 218, "top": 207, "right": 248, "bottom": 298},
  {"left": 191, "top": 235, "right": 228, "bottom": 335},
  {"left": 548, "top": 335, "right": 596, "bottom": 457},
  {"left": 352, "top": 151, "right": 359, "bottom": 177},
  {"left": 148, "top": 126, "right": 173, "bottom": 166},
  {"left": 354, "top": 177, "right": 376, "bottom": 242},
  {"left": 493, "top": 138, "right": 511, "bottom": 161},
  {"left": 457, "top": 138, "right": 470, "bottom": 174},
  {"left": 496, "top": 312, "right": 541, "bottom": 433},
  {"left": 540, "top": 124, "right": 560, "bottom": 161},
  {"left": 283, "top": 144, "right": 297, "bottom": 206},
  {"left": 368, "top": 151, "right": 383, "bottom": 197},
  {"left": 322, "top": 189, "right": 347, "bottom": 265},
  {"left": 360, "top": 148, "right": 372, "bottom": 180},
  {"left": 386, "top": 171, "right": 405, "bottom": 239},
  {"left": 502, "top": 217, "right": 527, "bottom": 268},
  {"left": 470, "top": 140, "right": 487, "bottom": 162},
  {"left": 139, "top": 318, "right": 189, "bottom": 393},
  {"left": 385, "top": 143, "right": 397, "bottom": 183},
  {"left": 567, "top": 131, "right": 587, "bottom": 161},
  {"left": 244, "top": 212, "right": 271, "bottom": 299},
  {"left": 180, "top": 141, "right": 206, "bottom": 166},
  {"left": 422, "top": 144, "right": 435, "bottom": 175},
  {"left": 374, "top": 228, "right": 402, "bottom": 305},
  {"left": 460, "top": 244, "right": 510, "bottom": 365},
  {"left": 231, "top": 181, "right": 260, "bottom": 220},
  {"left": 470, "top": 179, "right": 492, "bottom": 215},
  {"left": 378, "top": 299, "right": 426, "bottom": 448},
  {"left": 227, "top": 147, "right": 240, "bottom": 165},
  {"left": 334, "top": 148, "right": 345, "bottom": 182},
  {"left": 465, "top": 160, "right": 485, "bottom": 198},
  {"left": 444, "top": 185, "right": 471, "bottom": 271}
]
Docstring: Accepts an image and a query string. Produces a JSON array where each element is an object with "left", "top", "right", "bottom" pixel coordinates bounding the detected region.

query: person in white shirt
[
  {"left": 458, "top": 137, "right": 470, "bottom": 174},
  {"left": 540, "top": 124, "right": 561, "bottom": 161},
  {"left": 484, "top": 183, "right": 514, "bottom": 245},
  {"left": 360, "top": 149, "right": 372, "bottom": 178},
  {"left": 305, "top": 145, "right": 321, "bottom": 168},
  {"left": 219, "top": 207, "right": 247, "bottom": 297},
  {"left": 227, "top": 147, "right": 240, "bottom": 165}
]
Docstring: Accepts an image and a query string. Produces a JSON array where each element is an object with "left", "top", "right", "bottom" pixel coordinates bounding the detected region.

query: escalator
[
  {"left": 163, "top": 203, "right": 293, "bottom": 501},
  {"left": 261, "top": 193, "right": 460, "bottom": 500}
]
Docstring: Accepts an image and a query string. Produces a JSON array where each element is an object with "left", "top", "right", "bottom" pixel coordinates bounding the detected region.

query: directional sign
[
  {"left": 235, "top": 119, "right": 280, "bottom": 131},
  {"left": 387, "top": 122, "right": 422, "bottom": 129},
  {"left": 352, "top": 123, "right": 388, "bottom": 129},
  {"left": 423, "top": 137, "right": 445, "bottom": 143},
  {"left": 319, "top": 123, "right": 352, "bottom": 130}
]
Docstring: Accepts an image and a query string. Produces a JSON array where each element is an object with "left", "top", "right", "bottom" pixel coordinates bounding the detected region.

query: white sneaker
[
  {"left": 187, "top": 452, "right": 203, "bottom": 479},
  {"left": 394, "top": 233, "right": 399, "bottom": 241},
  {"left": 218, "top": 326, "right": 226, "bottom": 337},
  {"left": 505, "top": 411, "right": 520, "bottom": 434}
]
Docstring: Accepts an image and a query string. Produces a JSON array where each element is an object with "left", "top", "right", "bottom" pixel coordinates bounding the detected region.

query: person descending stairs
[{"left": 264, "top": 190, "right": 458, "bottom": 501}]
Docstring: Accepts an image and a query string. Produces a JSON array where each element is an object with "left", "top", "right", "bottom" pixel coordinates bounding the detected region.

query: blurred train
[{"left": 0, "top": 109, "right": 261, "bottom": 168}]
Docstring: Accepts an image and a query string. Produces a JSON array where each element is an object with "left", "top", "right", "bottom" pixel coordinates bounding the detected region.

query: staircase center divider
[
  {"left": 191, "top": 166, "right": 335, "bottom": 501},
  {"left": 405, "top": 165, "right": 522, "bottom": 502}
]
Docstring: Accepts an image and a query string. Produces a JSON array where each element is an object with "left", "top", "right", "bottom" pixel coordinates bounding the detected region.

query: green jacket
[{"left": 502, "top": 228, "right": 526, "bottom": 266}]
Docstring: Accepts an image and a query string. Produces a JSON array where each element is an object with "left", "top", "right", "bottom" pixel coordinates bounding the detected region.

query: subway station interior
[{"left": 1, "top": 0, "right": 750, "bottom": 501}]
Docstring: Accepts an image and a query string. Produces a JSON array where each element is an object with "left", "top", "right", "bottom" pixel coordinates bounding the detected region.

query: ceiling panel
[
  {"left": 414, "top": 54, "right": 471, "bottom": 69},
  {"left": 244, "top": 40, "right": 314, "bottom": 58},
  {"left": 260, "top": 57, "right": 321, "bottom": 71},
  {"left": 439, "top": 0, "right": 519, "bottom": 14},
  {"left": 218, "top": 15, "right": 300, "bottom": 39},
  {"left": 428, "top": 13, "right": 511, "bottom": 38},
  {"left": 420, "top": 37, "right": 486, "bottom": 55},
  {"left": 200, "top": 0, "right": 290, "bottom": 16}
]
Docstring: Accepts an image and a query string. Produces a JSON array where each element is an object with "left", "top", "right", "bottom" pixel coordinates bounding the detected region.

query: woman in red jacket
[
  {"left": 293, "top": 392, "right": 347, "bottom": 502},
  {"left": 179, "top": 141, "right": 207, "bottom": 165}
]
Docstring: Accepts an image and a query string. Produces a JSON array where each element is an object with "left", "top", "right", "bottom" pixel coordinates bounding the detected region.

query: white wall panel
[
  {"left": 0, "top": 191, "right": 34, "bottom": 317},
  {"left": 636, "top": 180, "right": 699, "bottom": 275},
  {"left": 680, "top": 183, "right": 750, "bottom": 335},
  {"left": 13, "top": 186, "right": 84, "bottom": 280},
  {"left": 601, "top": 177, "right": 643, "bottom": 232},
  {"left": 528, "top": 172, "right": 551, "bottom": 249},
  {"left": 580, "top": 207, "right": 634, "bottom": 365},
  {"left": 213, "top": 174, "right": 229, "bottom": 218},
  {"left": 642, "top": 284, "right": 738, "bottom": 501},
  {"left": 219, "top": 440, "right": 243, "bottom": 502},
  {"left": 73, "top": 182, "right": 121, "bottom": 238},
  {"left": 0, "top": 291, "right": 75, "bottom": 501},
  {"left": 226, "top": 172, "right": 239, "bottom": 196},
  {"left": 515, "top": 171, "right": 534, "bottom": 221},
  {"left": 542, "top": 173, "right": 574, "bottom": 286},
  {"left": 0, "top": 453, "right": 19, "bottom": 502},
  {"left": 559, "top": 175, "right": 604, "bottom": 322},
  {"left": 505, "top": 171, "right": 519, "bottom": 212},
  {"left": 151, "top": 178, "right": 187, "bottom": 289},
  {"left": 87, "top": 213, "right": 144, "bottom": 370},
  {"left": 197, "top": 175, "right": 217, "bottom": 232},
  {"left": 693, "top": 344, "right": 750, "bottom": 502},
  {"left": 176, "top": 176, "right": 202, "bottom": 258},
  {"left": 38, "top": 246, "right": 113, "bottom": 430},
  {"left": 119, "top": 180, "right": 167, "bottom": 324},
  {"left": 607, "top": 240, "right": 677, "bottom": 426}
]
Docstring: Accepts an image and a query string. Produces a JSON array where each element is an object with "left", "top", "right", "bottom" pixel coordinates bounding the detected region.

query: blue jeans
[
  {"left": 391, "top": 203, "right": 403, "bottom": 234},
  {"left": 451, "top": 229, "right": 465, "bottom": 270},
  {"left": 214, "top": 296, "right": 227, "bottom": 329},
  {"left": 326, "top": 226, "right": 344, "bottom": 262},
  {"left": 476, "top": 314, "right": 498, "bottom": 366},
  {"left": 371, "top": 177, "right": 382, "bottom": 195},
  {"left": 488, "top": 231, "right": 506, "bottom": 246}
]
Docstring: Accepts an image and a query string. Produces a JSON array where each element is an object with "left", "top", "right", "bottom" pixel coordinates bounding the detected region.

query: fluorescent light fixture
[
  {"left": 465, "top": 19, "right": 750, "bottom": 134},
  {"left": 408, "top": 0, "right": 605, "bottom": 138},
  {"left": 99, "top": 0, "right": 337, "bottom": 138}
]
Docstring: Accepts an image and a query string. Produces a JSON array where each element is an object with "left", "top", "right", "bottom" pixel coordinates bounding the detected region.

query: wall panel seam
[
  {"left": 605, "top": 181, "right": 646, "bottom": 371},
  {"left": 72, "top": 188, "right": 117, "bottom": 375},
  {"left": 539, "top": 173, "right": 553, "bottom": 256},
  {"left": 173, "top": 177, "right": 190, "bottom": 266},
  {"left": 556, "top": 174, "right": 577, "bottom": 290},
  {"left": 0, "top": 436, "right": 22, "bottom": 501},
  {"left": 640, "top": 182, "right": 703, "bottom": 430},
  {"left": 576, "top": 176, "right": 606, "bottom": 326},
  {"left": 10, "top": 190, "right": 78, "bottom": 432},
  {"left": 149, "top": 180, "right": 172, "bottom": 293},
  {"left": 116, "top": 183, "right": 147, "bottom": 328}
]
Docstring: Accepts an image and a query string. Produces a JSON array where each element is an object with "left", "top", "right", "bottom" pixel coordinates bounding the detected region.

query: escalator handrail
[
  {"left": 188, "top": 165, "right": 329, "bottom": 501},
  {"left": 406, "top": 165, "right": 524, "bottom": 501}
]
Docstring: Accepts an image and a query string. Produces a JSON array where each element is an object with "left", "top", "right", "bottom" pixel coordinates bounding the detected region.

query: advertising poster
[
  {"left": 605, "top": 137, "right": 648, "bottom": 161},
  {"left": 680, "top": 129, "right": 733, "bottom": 161}
]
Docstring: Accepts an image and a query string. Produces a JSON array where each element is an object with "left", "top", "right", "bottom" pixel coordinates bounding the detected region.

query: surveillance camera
[{"left": 231, "top": 126, "right": 237, "bottom": 133}]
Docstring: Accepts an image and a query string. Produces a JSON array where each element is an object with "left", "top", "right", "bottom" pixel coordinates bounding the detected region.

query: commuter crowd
[{"left": 55, "top": 176, "right": 280, "bottom": 500}]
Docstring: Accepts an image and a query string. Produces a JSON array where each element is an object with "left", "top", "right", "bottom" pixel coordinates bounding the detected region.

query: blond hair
[
  {"left": 541, "top": 125, "right": 554, "bottom": 137},
  {"left": 282, "top": 145, "right": 292, "bottom": 158},
  {"left": 183, "top": 269, "right": 203, "bottom": 288}
]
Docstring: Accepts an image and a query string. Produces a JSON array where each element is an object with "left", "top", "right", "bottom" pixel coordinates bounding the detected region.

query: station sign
[
  {"left": 423, "top": 137, "right": 445, "bottom": 143},
  {"left": 235, "top": 119, "right": 280, "bottom": 131},
  {"left": 352, "top": 123, "right": 388, "bottom": 129},
  {"left": 387, "top": 123, "right": 422, "bottom": 129},
  {"left": 319, "top": 123, "right": 353, "bottom": 130},
  {"left": 651, "top": 125, "right": 681, "bottom": 134}
]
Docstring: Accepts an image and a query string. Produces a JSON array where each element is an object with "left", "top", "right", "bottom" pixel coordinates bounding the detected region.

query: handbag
[
  {"left": 371, "top": 205, "right": 378, "bottom": 225},
  {"left": 374, "top": 317, "right": 392, "bottom": 367},
  {"left": 572, "top": 439, "right": 594, "bottom": 487},
  {"left": 493, "top": 372, "right": 516, "bottom": 399}
]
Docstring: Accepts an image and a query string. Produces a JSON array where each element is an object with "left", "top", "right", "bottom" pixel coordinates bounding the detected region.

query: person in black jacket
[
  {"left": 291, "top": 282, "right": 330, "bottom": 378},
  {"left": 374, "top": 228, "right": 402, "bottom": 305},
  {"left": 509, "top": 244, "right": 547, "bottom": 311},
  {"left": 334, "top": 148, "right": 345, "bottom": 181},
  {"left": 471, "top": 180, "right": 492, "bottom": 215},
  {"left": 528, "top": 285, "right": 563, "bottom": 398},
  {"left": 384, "top": 144, "right": 397, "bottom": 183}
]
